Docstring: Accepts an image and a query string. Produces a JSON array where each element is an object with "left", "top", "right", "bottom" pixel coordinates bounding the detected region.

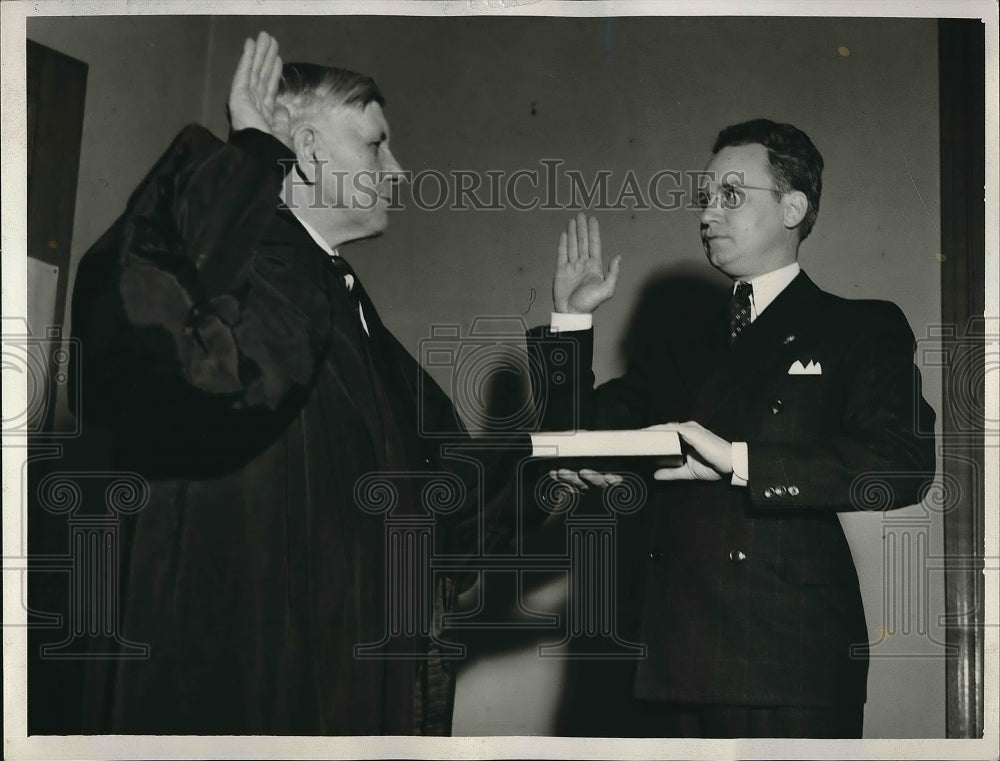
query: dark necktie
[
  {"left": 729, "top": 281, "right": 753, "bottom": 345},
  {"left": 327, "top": 254, "right": 370, "bottom": 335},
  {"left": 326, "top": 253, "right": 417, "bottom": 470}
]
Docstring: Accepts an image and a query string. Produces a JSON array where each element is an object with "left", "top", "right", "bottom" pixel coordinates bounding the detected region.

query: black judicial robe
[{"left": 70, "top": 125, "right": 524, "bottom": 734}]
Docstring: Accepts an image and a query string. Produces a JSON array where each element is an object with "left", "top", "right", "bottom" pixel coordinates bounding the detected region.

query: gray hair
[{"left": 277, "top": 62, "right": 385, "bottom": 122}]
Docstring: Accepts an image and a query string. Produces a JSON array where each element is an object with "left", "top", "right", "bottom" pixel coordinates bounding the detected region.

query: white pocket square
[{"left": 788, "top": 359, "right": 822, "bottom": 375}]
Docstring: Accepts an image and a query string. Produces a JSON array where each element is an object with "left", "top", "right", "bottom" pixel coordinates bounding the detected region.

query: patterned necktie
[{"left": 729, "top": 281, "right": 753, "bottom": 345}]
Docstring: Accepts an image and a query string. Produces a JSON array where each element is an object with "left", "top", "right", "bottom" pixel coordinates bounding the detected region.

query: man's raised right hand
[
  {"left": 228, "top": 31, "right": 287, "bottom": 136},
  {"left": 552, "top": 213, "right": 622, "bottom": 314}
]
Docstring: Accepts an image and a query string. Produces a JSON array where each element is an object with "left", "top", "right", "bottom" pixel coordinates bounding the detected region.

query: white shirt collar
[
  {"left": 288, "top": 207, "right": 359, "bottom": 304},
  {"left": 735, "top": 261, "right": 800, "bottom": 321},
  {"left": 290, "top": 208, "right": 339, "bottom": 258}
]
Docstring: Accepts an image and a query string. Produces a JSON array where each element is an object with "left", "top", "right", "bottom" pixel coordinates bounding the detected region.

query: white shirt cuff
[
  {"left": 550, "top": 312, "right": 593, "bottom": 333},
  {"left": 731, "top": 441, "right": 749, "bottom": 487}
]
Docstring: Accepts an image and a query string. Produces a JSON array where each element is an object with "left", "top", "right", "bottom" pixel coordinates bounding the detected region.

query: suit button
[
  {"left": 729, "top": 550, "right": 747, "bottom": 562},
  {"left": 774, "top": 485, "right": 787, "bottom": 497},
  {"left": 648, "top": 549, "right": 663, "bottom": 561},
  {"left": 763, "top": 487, "right": 774, "bottom": 498},
  {"left": 770, "top": 399, "right": 783, "bottom": 415},
  {"left": 788, "top": 485, "right": 800, "bottom": 496}
]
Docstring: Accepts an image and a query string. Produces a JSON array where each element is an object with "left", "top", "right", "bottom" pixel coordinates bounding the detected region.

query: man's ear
[
  {"left": 782, "top": 190, "right": 809, "bottom": 230},
  {"left": 290, "top": 124, "right": 318, "bottom": 182}
]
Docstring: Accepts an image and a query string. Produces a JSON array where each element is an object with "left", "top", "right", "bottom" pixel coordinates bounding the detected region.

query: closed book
[{"left": 530, "top": 429, "right": 683, "bottom": 470}]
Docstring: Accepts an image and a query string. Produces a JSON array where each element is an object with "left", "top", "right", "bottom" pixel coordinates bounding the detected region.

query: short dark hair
[
  {"left": 277, "top": 62, "right": 384, "bottom": 119},
  {"left": 712, "top": 119, "right": 824, "bottom": 240}
]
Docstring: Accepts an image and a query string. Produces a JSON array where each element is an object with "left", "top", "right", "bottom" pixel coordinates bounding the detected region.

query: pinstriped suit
[{"left": 528, "top": 271, "right": 936, "bottom": 735}]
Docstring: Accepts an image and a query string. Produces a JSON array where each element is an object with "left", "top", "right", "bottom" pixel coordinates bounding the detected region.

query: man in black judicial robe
[{"left": 68, "top": 32, "right": 527, "bottom": 735}]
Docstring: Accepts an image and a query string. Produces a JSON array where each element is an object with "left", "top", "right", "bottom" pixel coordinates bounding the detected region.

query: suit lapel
[
  {"left": 729, "top": 272, "right": 821, "bottom": 365},
  {"left": 691, "top": 272, "right": 822, "bottom": 424},
  {"left": 688, "top": 303, "right": 731, "bottom": 422}
]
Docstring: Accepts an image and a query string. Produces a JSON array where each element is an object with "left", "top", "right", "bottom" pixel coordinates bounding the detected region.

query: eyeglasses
[{"left": 688, "top": 182, "right": 778, "bottom": 213}]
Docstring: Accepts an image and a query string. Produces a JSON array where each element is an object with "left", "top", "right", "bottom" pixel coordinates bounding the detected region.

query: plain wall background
[
  {"left": 27, "top": 14, "right": 945, "bottom": 738},
  {"left": 26, "top": 16, "right": 214, "bottom": 327}
]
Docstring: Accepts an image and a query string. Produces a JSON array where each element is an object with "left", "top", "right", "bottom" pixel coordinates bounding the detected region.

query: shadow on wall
[
  {"left": 450, "top": 267, "right": 729, "bottom": 736},
  {"left": 554, "top": 267, "right": 728, "bottom": 737},
  {"left": 621, "top": 263, "right": 731, "bottom": 404}
]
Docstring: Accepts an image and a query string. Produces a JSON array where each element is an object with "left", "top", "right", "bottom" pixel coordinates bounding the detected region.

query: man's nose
[
  {"left": 700, "top": 198, "right": 724, "bottom": 224},
  {"left": 381, "top": 148, "right": 404, "bottom": 184}
]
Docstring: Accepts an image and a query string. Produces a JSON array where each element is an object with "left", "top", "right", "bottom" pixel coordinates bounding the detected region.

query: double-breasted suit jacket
[{"left": 528, "top": 271, "right": 936, "bottom": 708}]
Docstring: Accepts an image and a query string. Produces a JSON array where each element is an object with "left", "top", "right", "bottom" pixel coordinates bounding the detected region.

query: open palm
[
  {"left": 228, "top": 31, "right": 286, "bottom": 136},
  {"left": 553, "top": 213, "right": 622, "bottom": 314}
]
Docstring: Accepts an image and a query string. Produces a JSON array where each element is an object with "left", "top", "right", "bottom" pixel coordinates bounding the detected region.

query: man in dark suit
[
  {"left": 67, "top": 32, "right": 526, "bottom": 735},
  {"left": 530, "top": 119, "right": 937, "bottom": 737}
]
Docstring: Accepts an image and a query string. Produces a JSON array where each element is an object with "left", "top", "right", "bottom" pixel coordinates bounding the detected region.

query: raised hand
[
  {"left": 228, "top": 31, "right": 286, "bottom": 136},
  {"left": 552, "top": 213, "right": 622, "bottom": 314}
]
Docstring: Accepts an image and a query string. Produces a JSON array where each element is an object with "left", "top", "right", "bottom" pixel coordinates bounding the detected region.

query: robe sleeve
[{"left": 70, "top": 125, "right": 331, "bottom": 474}]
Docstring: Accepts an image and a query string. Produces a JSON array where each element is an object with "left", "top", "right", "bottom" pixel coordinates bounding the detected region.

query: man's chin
[
  {"left": 342, "top": 216, "right": 389, "bottom": 245},
  {"left": 704, "top": 245, "right": 724, "bottom": 268},
  {"left": 355, "top": 225, "right": 389, "bottom": 244},
  {"left": 705, "top": 248, "right": 744, "bottom": 278}
]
